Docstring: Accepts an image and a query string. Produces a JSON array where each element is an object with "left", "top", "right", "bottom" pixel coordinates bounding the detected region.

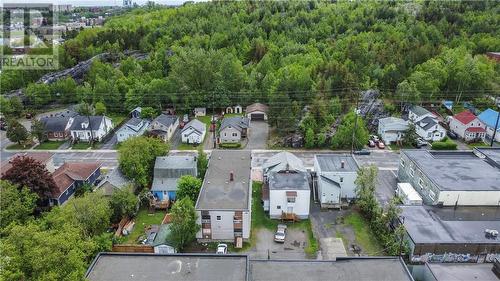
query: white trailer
[{"left": 396, "top": 183, "right": 423, "bottom": 206}]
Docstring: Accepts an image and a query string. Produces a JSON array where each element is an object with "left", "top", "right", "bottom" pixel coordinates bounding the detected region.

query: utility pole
[
  {"left": 490, "top": 106, "right": 499, "bottom": 147},
  {"left": 351, "top": 91, "right": 360, "bottom": 154},
  {"left": 212, "top": 92, "right": 216, "bottom": 149}
]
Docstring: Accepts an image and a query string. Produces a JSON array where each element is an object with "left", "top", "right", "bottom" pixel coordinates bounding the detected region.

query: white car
[
  {"left": 216, "top": 243, "right": 227, "bottom": 254},
  {"left": 274, "top": 224, "right": 287, "bottom": 243}
]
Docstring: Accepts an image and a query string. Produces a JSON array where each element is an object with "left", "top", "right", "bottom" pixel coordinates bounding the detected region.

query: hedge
[
  {"left": 219, "top": 142, "right": 241, "bottom": 149},
  {"left": 431, "top": 141, "right": 457, "bottom": 150}
]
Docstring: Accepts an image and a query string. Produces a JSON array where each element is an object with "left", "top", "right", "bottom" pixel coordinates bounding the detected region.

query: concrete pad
[{"left": 320, "top": 237, "right": 347, "bottom": 260}]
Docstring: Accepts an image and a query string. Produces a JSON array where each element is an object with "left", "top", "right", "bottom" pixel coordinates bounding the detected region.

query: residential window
[
  {"left": 216, "top": 216, "right": 221, "bottom": 221},
  {"left": 224, "top": 133, "right": 227, "bottom": 137},
  {"left": 287, "top": 197, "right": 295, "bottom": 203},
  {"left": 232, "top": 133, "right": 237, "bottom": 137},
  {"left": 409, "top": 168, "right": 414, "bottom": 177},
  {"left": 418, "top": 178, "right": 425, "bottom": 190},
  {"left": 429, "top": 190, "right": 436, "bottom": 201},
  {"left": 427, "top": 132, "right": 431, "bottom": 137},
  {"left": 277, "top": 205, "right": 281, "bottom": 210},
  {"left": 400, "top": 159, "right": 405, "bottom": 167}
]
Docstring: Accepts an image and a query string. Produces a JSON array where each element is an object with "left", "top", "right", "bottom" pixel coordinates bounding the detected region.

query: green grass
[
  {"left": 467, "top": 142, "right": 491, "bottom": 149},
  {"left": 336, "top": 230, "right": 349, "bottom": 249},
  {"left": 124, "top": 209, "right": 166, "bottom": 244},
  {"left": 6, "top": 143, "right": 33, "bottom": 150},
  {"left": 107, "top": 113, "right": 128, "bottom": 126},
  {"left": 224, "top": 113, "right": 244, "bottom": 118},
  {"left": 177, "top": 143, "right": 201, "bottom": 150},
  {"left": 219, "top": 142, "right": 241, "bottom": 149},
  {"left": 35, "top": 141, "right": 64, "bottom": 150},
  {"left": 71, "top": 142, "right": 93, "bottom": 150},
  {"left": 176, "top": 116, "right": 212, "bottom": 150},
  {"left": 343, "top": 212, "right": 384, "bottom": 255}
]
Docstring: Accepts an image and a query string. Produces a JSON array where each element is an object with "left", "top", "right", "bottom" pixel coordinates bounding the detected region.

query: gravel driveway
[
  {"left": 246, "top": 121, "right": 269, "bottom": 149},
  {"left": 245, "top": 228, "right": 308, "bottom": 260}
]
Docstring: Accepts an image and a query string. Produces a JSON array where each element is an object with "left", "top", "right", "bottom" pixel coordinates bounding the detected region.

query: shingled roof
[
  {"left": 52, "top": 162, "right": 101, "bottom": 198},
  {"left": 219, "top": 116, "right": 250, "bottom": 132}
]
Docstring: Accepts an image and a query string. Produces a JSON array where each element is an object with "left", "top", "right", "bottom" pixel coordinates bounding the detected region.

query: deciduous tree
[
  {"left": 0, "top": 180, "right": 37, "bottom": 232},
  {"left": 6, "top": 119, "right": 29, "bottom": 145},
  {"left": 176, "top": 175, "right": 202, "bottom": 203},
  {"left": 167, "top": 197, "right": 200, "bottom": 251},
  {"left": 109, "top": 185, "right": 137, "bottom": 223}
]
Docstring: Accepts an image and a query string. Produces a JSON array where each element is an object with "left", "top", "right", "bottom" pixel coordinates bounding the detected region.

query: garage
[{"left": 250, "top": 113, "right": 265, "bottom": 121}]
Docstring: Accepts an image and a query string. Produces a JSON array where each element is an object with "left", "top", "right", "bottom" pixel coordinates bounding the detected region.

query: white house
[
  {"left": 181, "top": 119, "right": 206, "bottom": 144},
  {"left": 224, "top": 105, "right": 243, "bottom": 114},
  {"left": 408, "top": 105, "right": 445, "bottom": 141},
  {"left": 414, "top": 116, "right": 446, "bottom": 141},
  {"left": 377, "top": 117, "right": 408, "bottom": 143},
  {"left": 193, "top": 107, "right": 206, "bottom": 117},
  {"left": 69, "top": 115, "right": 113, "bottom": 142},
  {"left": 148, "top": 114, "right": 179, "bottom": 142},
  {"left": 314, "top": 154, "right": 359, "bottom": 209},
  {"left": 196, "top": 150, "right": 251, "bottom": 248},
  {"left": 449, "top": 110, "right": 486, "bottom": 142},
  {"left": 268, "top": 170, "right": 310, "bottom": 219},
  {"left": 116, "top": 118, "right": 150, "bottom": 143}
]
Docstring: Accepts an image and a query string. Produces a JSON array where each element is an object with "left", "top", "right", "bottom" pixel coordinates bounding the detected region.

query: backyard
[
  {"left": 335, "top": 211, "right": 384, "bottom": 255},
  {"left": 123, "top": 209, "right": 166, "bottom": 244}
]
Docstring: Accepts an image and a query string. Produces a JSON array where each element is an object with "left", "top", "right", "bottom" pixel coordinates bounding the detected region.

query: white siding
[
  {"left": 269, "top": 189, "right": 310, "bottom": 219},
  {"left": 437, "top": 190, "right": 500, "bottom": 206}
]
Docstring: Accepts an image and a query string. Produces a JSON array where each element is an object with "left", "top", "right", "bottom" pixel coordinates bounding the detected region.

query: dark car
[
  {"left": 447, "top": 131, "right": 458, "bottom": 139},
  {"left": 353, "top": 149, "right": 371, "bottom": 155}
]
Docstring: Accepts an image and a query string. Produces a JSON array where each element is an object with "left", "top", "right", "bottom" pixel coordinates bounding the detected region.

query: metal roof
[{"left": 409, "top": 105, "right": 431, "bottom": 117}]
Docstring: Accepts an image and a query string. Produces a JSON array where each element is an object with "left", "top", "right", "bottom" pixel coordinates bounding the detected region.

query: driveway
[
  {"left": 375, "top": 170, "right": 398, "bottom": 206},
  {"left": 247, "top": 121, "right": 268, "bottom": 149},
  {"left": 169, "top": 128, "right": 182, "bottom": 149},
  {"left": 100, "top": 134, "right": 117, "bottom": 150},
  {"left": 310, "top": 203, "right": 350, "bottom": 259},
  {"left": 246, "top": 228, "right": 308, "bottom": 260}
]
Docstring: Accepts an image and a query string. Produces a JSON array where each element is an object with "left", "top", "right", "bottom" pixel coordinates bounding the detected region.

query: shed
[{"left": 246, "top": 103, "right": 269, "bottom": 121}]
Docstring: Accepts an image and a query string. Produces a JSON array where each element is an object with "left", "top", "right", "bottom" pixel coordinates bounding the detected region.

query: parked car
[
  {"left": 274, "top": 224, "right": 287, "bottom": 243},
  {"left": 447, "top": 131, "right": 458, "bottom": 139},
  {"left": 368, "top": 140, "right": 376, "bottom": 147},
  {"left": 353, "top": 149, "right": 371, "bottom": 155},
  {"left": 370, "top": 135, "right": 380, "bottom": 142},
  {"left": 377, "top": 141, "right": 385, "bottom": 149},
  {"left": 415, "top": 138, "right": 428, "bottom": 148},
  {"left": 216, "top": 243, "right": 228, "bottom": 254}
]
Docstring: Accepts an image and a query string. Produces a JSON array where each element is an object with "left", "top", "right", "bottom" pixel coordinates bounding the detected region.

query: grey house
[
  {"left": 148, "top": 114, "right": 179, "bottom": 142},
  {"left": 377, "top": 117, "right": 408, "bottom": 144},
  {"left": 397, "top": 149, "right": 500, "bottom": 206},
  {"left": 218, "top": 116, "right": 250, "bottom": 143},
  {"left": 151, "top": 155, "right": 197, "bottom": 202},
  {"left": 314, "top": 154, "right": 359, "bottom": 208},
  {"left": 97, "top": 168, "right": 131, "bottom": 196}
]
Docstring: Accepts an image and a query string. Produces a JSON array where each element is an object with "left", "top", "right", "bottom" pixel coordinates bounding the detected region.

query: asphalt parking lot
[{"left": 246, "top": 228, "right": 308, "bottom": 260}]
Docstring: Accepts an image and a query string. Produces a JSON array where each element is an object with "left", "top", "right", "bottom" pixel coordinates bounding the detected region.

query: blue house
[
  {"left": 478, "top": 108, "right": 500, "bottom": 142},
  {"left": 151, "top": 155, "right": 197, "bottom": 202},
  {"left": 51, "top": 162, "right": 102, "bottom": 205}
]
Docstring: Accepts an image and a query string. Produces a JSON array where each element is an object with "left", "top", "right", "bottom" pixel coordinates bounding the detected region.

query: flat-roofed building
[
  {"left": 195, "top": 150, "right": 252, "bottom": 246},
  {"left": 314, "top": 154, "right": 359, "bottom": 208},
  {"left": 398, "top": 149, "right": 500, "bottom": 206},
  {"left": 85, "top": 253, "right": 414, "bottom": 281}
]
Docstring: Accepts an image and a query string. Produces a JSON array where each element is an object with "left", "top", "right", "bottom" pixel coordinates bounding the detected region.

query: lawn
[
  {"left": 251, "top": 182, "right": 318, "bottom": 257},
  {"left": 35, "top": 141, "right": 64, "bottom": 150},
  {"left": 6, "top": 143, "right": 33, "bottom": 150},
  {"left": 467, "top": 142, "right": 492, "bottom": 149},
  {"left": 124, "top": 209, "right": 166, "bottom": 244},
  {"left": 71, "top": 142, "right": 100, "bottom": 150},
  {"left": 108, "top": 113, "right": 128, "bottom": 126},
  {"left": 343, "top": 212, "right": 384, "bottom": 255}
]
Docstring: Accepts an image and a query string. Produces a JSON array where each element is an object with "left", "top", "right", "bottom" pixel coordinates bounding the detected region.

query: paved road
[{"left": 246, "top": 121, "right": 269, "bottom": 149}]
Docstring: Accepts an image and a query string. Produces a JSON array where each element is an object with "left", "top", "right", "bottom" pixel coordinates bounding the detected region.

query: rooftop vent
[
  {"left": 341, "top": 160, "right": 345, "bottom": 169},
  {"left": 230, "top": 171, "right": 234, "bottom": 181}
]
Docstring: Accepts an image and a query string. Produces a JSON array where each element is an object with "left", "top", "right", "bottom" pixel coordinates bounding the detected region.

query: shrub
[
  {"left": 219, "top": 142, "right": 241, "bottom": 149},
  {"left": 431, "top": 141, "right": 457, "bottom": 150}
]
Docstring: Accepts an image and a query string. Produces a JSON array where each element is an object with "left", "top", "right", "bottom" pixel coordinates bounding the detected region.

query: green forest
[{"left": 1, "top": 1, "right": 499, "bottom": 126}]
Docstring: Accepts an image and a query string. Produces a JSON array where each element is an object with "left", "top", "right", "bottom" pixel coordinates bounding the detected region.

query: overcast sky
[{"left": 3, "top": 0, "right": 207, "bottom": 7}]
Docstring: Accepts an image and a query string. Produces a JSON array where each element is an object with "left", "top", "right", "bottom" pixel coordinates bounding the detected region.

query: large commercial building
[
  {"left": 195, "top": 150, "right": 252, "bottom": 246},
  {"left": 86, "top": 253, "right": 414, "bottom": 281},
  {"left": 397, "top": 149, "right": 500, "bottom": 206}
]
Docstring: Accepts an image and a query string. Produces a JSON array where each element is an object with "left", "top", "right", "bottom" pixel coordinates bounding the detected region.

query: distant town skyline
[{"left": 2, "top": 0, "right": 207, "bottom": 7}]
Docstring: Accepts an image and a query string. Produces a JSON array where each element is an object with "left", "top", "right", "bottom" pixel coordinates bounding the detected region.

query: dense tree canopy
[
  {"left": 2, "top": 1, "right": 498, "bottom": 113},
  {"left": 0, "top": 180, "right": 37, "bottom": 234}
]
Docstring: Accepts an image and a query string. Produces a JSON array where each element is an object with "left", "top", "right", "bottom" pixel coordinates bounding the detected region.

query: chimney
[
  {"left": 230, "top": 171, "right": 234, "bottom": 181},
  {"left": 341, "top": 160, "right": 345, "bottom": 169}
]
